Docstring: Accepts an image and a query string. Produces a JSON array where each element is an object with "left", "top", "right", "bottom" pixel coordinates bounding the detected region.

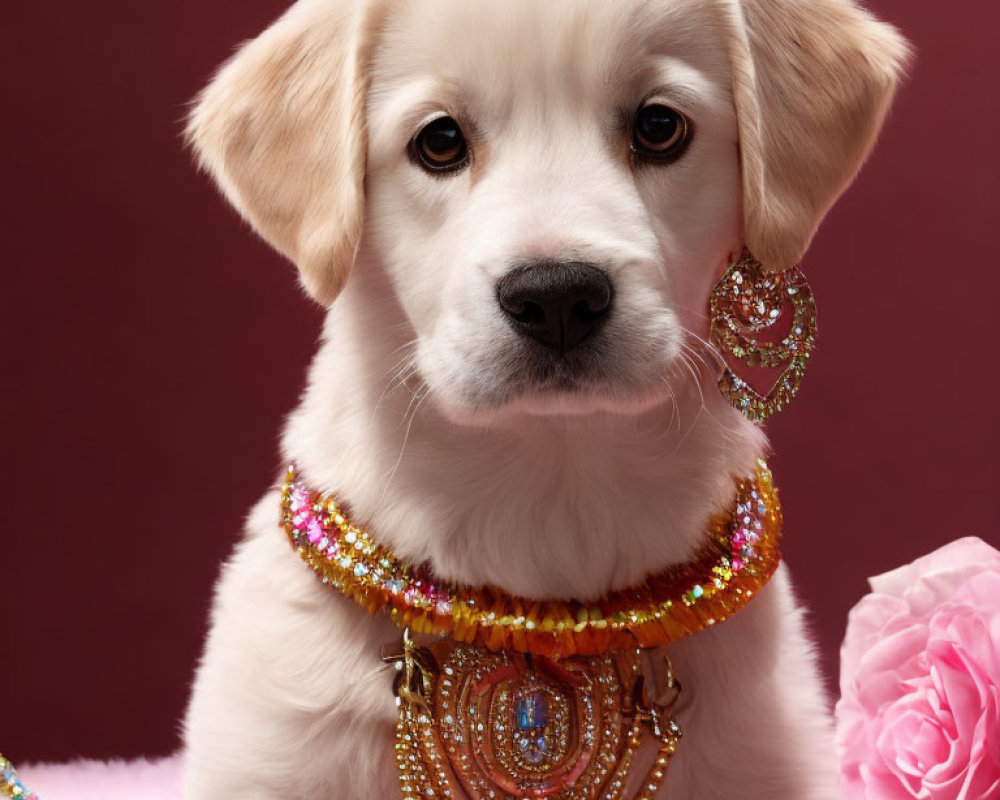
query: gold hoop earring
[{"left": 709, "top": 251, "right": 818, "bottom": 422}]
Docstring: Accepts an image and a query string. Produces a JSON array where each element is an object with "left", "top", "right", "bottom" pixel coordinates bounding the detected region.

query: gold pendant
[{"left": 388, "top": 632, "right": 681, "bottom": 800}]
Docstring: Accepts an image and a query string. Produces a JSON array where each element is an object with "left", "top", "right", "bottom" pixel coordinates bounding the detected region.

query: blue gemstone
[{"left": 516, "top": 690, "right": 548, "bottom": 732}]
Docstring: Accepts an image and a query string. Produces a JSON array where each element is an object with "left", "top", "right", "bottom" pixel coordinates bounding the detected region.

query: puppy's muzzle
[{"left": 496, "top": 261, "right": 613, "bottom": 354}]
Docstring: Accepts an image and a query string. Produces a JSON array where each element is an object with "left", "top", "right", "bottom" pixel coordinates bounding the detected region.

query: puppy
[{"left": 182, "top": 1, "right": 907, "bottom": 798}]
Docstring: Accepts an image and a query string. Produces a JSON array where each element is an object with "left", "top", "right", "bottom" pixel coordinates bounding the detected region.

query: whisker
[
  {"left": 383, "top": 337, "right": 421, "bottom": 369},
  {"left": 679, "top": 326, "right": 726, "bottom": 370},
  {"left": 373, "top": 341, "right": 420, "bottom": 420},
  {"left": 380, "top": 382, "right": 430, "bottom": 499},
  {"left": 680, "top": 352, "right": 706, "bottom": 411},
  {"left": 660, "top": 376, "right": 681, "bottom": 432}
]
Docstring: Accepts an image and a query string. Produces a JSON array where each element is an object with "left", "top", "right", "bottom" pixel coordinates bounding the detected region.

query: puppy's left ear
[
  {"left": 721, "top": 0, "right": 912, "bottom": 271},
  {"left": 187, "top": 0, "right": 381, "bottom": 305}
]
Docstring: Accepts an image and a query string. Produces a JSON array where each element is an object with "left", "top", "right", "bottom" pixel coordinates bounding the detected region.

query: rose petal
[
  {"left": 951, "top": 572, "right": 1000, "bottom": 676},
  {"left": 841, "top": 595, "right": 912, "bottom": 684},
  {"left": 859, "top": 759, "right": 924, "bottom": 800},
  {"left": 880, "top": 705, "right": 949, "bottom": 778},
  {"left": 869, "top": 538, "right": 1000, "bottom": 613}
]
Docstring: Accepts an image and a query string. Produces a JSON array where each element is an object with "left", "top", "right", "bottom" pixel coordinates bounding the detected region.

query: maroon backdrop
[{"left": 3, "top": 1, "right": 998, "bottom": 762}]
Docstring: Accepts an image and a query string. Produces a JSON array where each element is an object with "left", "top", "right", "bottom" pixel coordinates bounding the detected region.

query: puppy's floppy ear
[
  {"left": 187, "top": 0, "right": 381, "bottom": 305},
  {"left": 720, "top": 0, "right": 911, "bottom": 270}
]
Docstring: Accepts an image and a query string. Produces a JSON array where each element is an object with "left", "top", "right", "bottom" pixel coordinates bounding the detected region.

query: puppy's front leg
[
  {"left": 663, "top": 568, "right": 843, "bottom": 800},
  {"left": 182, "top": 493, "right": 400, "bottom": 800}
]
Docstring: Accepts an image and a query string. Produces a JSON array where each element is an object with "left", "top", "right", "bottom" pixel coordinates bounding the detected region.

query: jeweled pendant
[
  {"left": 709, "top": 252, "right": 818, "bottom": 422},
  {"left": 390, "top": 636, "right": 681, "bottom": 800}
]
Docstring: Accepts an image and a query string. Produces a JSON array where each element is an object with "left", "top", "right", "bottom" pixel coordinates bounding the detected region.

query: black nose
[{"left": 496, "top": 261, "right": 613, "bottom": 353}]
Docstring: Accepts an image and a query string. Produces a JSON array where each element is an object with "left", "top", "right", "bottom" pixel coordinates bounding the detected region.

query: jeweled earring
[{"left": 708, "top": 251, "right": 818, "bottom": 422}]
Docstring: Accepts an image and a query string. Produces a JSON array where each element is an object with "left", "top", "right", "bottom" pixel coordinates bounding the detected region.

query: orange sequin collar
[{"left": 280, "top": 460, "right": 781, "bottom": 659}]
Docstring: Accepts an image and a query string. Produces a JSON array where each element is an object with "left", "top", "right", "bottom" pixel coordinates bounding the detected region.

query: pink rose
[{"left": 836, "top": 537, "right": 1000, "bottom": 800}]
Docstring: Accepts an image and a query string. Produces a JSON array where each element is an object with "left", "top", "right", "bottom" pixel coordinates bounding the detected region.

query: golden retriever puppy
[{"left": 182, "top": 1, "right": 907, "bottom": 797}]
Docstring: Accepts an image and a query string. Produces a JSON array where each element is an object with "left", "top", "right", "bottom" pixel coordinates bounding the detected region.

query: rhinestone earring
[{"left": 708, "top": 251, "right": 818, "bottom": 422}]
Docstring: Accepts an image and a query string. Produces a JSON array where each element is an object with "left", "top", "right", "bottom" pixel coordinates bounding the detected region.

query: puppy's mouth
[
  {"left": 438, "top": 335, "right": 678, "bottom": 422},
  {"left": 509, "top": 338, "right": 612, "bottom": 388}
]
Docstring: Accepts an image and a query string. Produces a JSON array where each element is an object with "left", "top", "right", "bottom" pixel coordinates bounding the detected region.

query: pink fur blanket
[{"left": 18, "top": 757, "right": 183, "bottom": 800}]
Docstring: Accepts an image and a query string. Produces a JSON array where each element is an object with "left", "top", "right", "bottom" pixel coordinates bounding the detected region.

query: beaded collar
[
  {"left": 280, "top": 459, "right": 781, "bottom": 657},
  {"left": 281, "top": 461, "right": 781, "bottom": 800}
]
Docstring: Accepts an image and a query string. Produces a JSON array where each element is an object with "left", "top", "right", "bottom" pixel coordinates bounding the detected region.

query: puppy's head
[{"left": 189, "top": 0, "right": 908, "bottom": 422}]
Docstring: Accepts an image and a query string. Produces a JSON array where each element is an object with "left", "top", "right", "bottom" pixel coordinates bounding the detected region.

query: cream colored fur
[{"left": 182, "top": 1, "right": 908, "bottom": 798}]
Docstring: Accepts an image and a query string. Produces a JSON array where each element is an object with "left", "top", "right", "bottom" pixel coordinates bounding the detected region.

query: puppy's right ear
[{"left": 187, "top": 0, "right": 378, "bottom": 306}]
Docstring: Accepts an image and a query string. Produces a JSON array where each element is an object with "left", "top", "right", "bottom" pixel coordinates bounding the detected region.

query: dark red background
[{"left": 3, "top": 1, "right": 998, "bottom": 762}]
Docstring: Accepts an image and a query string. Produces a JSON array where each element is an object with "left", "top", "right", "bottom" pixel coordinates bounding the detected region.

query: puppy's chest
[{"left": 280, "top": 460, "right": 784, "bottom": 799}]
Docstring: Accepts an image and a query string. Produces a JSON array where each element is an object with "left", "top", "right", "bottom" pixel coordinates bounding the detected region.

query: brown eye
[
  {"left": 632, "top": 104, "right": 690, "bottom": 161},
  {"left": 412, "top": 116, "right": 469, "bottom": 173}
]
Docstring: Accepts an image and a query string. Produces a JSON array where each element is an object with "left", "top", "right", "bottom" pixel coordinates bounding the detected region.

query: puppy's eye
[
  {"left": 412, "top": 116, "right": 469, "bottom": 174},
  {"left": 632, "top": 104, "right": 690, "bottom": 161}
]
